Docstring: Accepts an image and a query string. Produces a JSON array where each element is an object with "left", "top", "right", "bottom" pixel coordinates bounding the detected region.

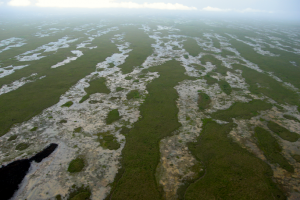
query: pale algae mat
[{"left": 0, "top": 16, "right": 300, "bottom": 200}]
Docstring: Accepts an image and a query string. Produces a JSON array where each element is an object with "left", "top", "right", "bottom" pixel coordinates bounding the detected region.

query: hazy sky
[{"left": 1, "top": 0, "right": 300, "bottom": 20}]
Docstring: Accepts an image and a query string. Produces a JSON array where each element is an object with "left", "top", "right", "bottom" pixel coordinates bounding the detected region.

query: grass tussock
[
  {"left": 106, "top": 109, "right": 121, "bottom": 124},
  {"left": 68, "top": 157, "right": 85, "bottom": 173},
  {"left": 61, "top": 101, "right": 73, "bottom": 107},
  {"left": 283, "top": 115, "right": 300, "bottom": 123},
  {"left": 15, "top": 143, "right": 30, "bottom": 151},
  {"left": 126, "top": 90, "right": 140, "bottom": 100}
]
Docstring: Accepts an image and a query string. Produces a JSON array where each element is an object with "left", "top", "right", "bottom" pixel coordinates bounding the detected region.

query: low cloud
[
  {"left": 8, "top": 0, "right": 31, "bottom": 6},
  {"left": 203, "top": 6, "right": 273, "bottom": 14},
  {"left": 203, "top": 6, "right": 231, "bottom": 12},
  {"left": 35, "top": 0, "right": 197, "bottom": 10}
]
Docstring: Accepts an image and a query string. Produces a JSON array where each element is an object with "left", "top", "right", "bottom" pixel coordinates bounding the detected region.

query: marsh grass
[
  {"left": 79, "top": 77, "right": 110, "bottom": 103},
  {"left": 211, "top": 100, "right": 272, "bottom": 122},
  {"left": 0, "top": 31, "right": 119, "bottom": 137},
  {"left": 61, "top": 101, "right": 73, "bottom": 107},
  {"left": 108, "top": 60, "right": 192, "bottom": 199},
  {"left": 7, "top": 135, "right": 17, "bottom": 141},
  {"left": 198, "top": 92, "right": 211, "bottom": 110},
  {"left": 183, "top": 38, "right": 202, "bottom": 57},
  {"left": 118, "top": 26, "right": 154, "bottom": 74},
  {"left": 116, "top": 87, "right": 124, "bottom": 92},
  {"left": 218, "top": 80, "right": 232, "bottom": 95},
  {"left": 30, "top": 127, "right": 38, "bottom": 131},
  {"left": 185, "top": 119, "right": 286, "bottom": 200},
  {"left": 234, "top": 64, "right": 300, "bottom": 106},
  {"left": 68, "top": 157, "right": 85, "bottom": 173},
  {"left": 106, "top": 109, "right": 121, "bottom": 124},
  {"left": 283, "top": 115, "right": 300, "bottom": 123},
  {"left": 267, "top": 121, "right": 300, "bottom": 142},
  {"left": 126, "top": 90, "right": 140, "bottom": 100},
  {"left": 67, "top": 185, "right": 91, "bottom": 200},
  {"left": 97, "top": 131, "right": 120, "bottom": 150},
  {"left": 254, "top": 126, "right": 294, "bottom": 173},
  {"left": 15, "top": 143, "right": 30, "bottom": 151}
]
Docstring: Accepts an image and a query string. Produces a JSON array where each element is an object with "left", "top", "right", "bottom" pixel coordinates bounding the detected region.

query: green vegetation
[
  {"left": 0, "top": 31, "right": 119, "bottom": 137},
  {"left": 61, "top": 101, "right": 73, "bottom": 107},
  {"left": 118, "top": 26, "right": 154, "bottom": 74},
  {"left": 109, "top": 60, "right": 191, "bottom": 199},
  {"left": 8, "top": 135, "right": 17, "bottom": 141},
  {"left": 198, "top": 92, "right": 211, "bottom": 110},
  {"left": 15, "top": 143, "right": 30, "bottom": 151},
  {"left": 133, "top": 80, "right": 139, "bottom": 83},
  {"left": 59, "top": 119, "right": 67, "bottom": 123},
  {"left": 192, "top": 64, "right": 205, "bottom": 71},
  {"left": 125, "top": 76, "right": 133, "bottom": 80},
  {"left": 68, "top": 157, "right": 85, "bottom": 173},
  {"left": 183, "top": 38, "right": 202, "bottom": 57},
  {"left": 126, "top": 90, "right": 140, "bottom": 100},
  {"left": 79, "top": 78, "right": 110, "bottom": 103},
  {"left": 74, "top": 127, "right": 82, "bottom": 133},
  {"left": 203, "top": 74, "right": 218, "bottom": 85},
  {"left": 200, "top": 55, "right": 221, "bottom": 66},
  {"left": 233, "top": 65, "right": 300, "bottom": 106},
  {"left": 254, "top": 126, "right": 294, "bottom": 173},
  {"left": 283, "top": 114, "right": 300, "bottom": 123},
  {"left": 221, "top": 49, "right": 235, "bottom": 57},
  {"left": 97, "top": 131, "right": 120, "bottom": 150},
  {"left": 267, "top": 121, "right": 300, "bottom": 142},
  {"left": 185, "top": 119, "right": 285, "bottom": 200},
  {"left": 218, "top": 80, "right": 232, "bottom": 95},
  {"left": 120, "top": 127, "right": 130, "bottom": 135},
  {"left": 211, "top": 100, "right": 272, "bottom": 122},
  {"left": 116, "top": 87, "right": 124, "bottom": 92},
  {"left": 292, "top": 154, "right": 300, "bottom": 163},
  {"left": 30, "top": 127, "right": 38, "bottom": 131},
  {"left": 67, "top": 185, "right": 91, "bottom": 200},
  {"left": 212, "top": 38, "right": 220, "bottom": 49},
  {"left": 106, "top": 109, "right": 121, "bottom": 124}
]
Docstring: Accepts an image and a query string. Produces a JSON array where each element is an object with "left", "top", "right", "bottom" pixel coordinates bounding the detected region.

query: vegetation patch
[
  {"left": 198, "top": 92, "right": 211, "bottom": 110},
  {"left": 68, "top": 157, "right": 85, "bottom": 173},
  {"left": 118, "top": 26, "right": 154, "bottom": 74},
  {"left": 74, "top": 127, "right": 82, "bottom": 133},
  {"left": 218, "top": 80, "right": 232, "bottom": 95},
  {"left": 97, "top": 131, "right": 120, "bottom": 150},
  {"left": 61, "top": 101, "right": 73, "bottom": 107},
  {"left": 59, "top": 119, "right": 67, "bottom": 123},
  {"left": 126, "top": 90, "right": 140, "bottom": 100},
  {"left": 221, "top": 49, "right": 235, "bottom": 57},
  {"left": 211, "top": 100, "right": 272, "bottom": 122},
  {"left": 67, "top": 185, "right": 91, "bottom": 200},
  {"left": 292, "top": 154, "right": 300, "bottom": 163},
  {"left": 8, "top": 135, "right": 18, "bottom": 141},
  {"left": 254, "top": 126, "right": 294, "bottom": 173},
  {"left": 125, "top": 76, "right": 133, "bottom": 80},
  {"left": 185, "top": 119, "right": 285, "bottom": 200},
  {"left": 234, "top": 64, "right": 300, "bottom": 106},
  {"left": 183, "top": 38, "right": 202, "bottom": 57},
  {"left": 106, "top": 109, "right": 121, "bottom": 124},
  {"left": 116, "top": 87, "right": 124, "bottom": 92},
  {"left": 283, "top": 114, "right": 300, "bottom": 123},
  {"left": 203, "top": 74, "right": 218, "bottom": 85},
  {"left": 108, "top": 60, "right": 191, "bottom": 199},
  {"left": 79, "top": 77, "right": 110, "bottom": 103},
  {"left": 267, "top": 121, "right": 300, "bottom": 142},
  {"left": 30, "top": 127, "right": 38, "bottom": 131},
  {"left": 15, "top": 143, "right": 30, "bottom": 151}
]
